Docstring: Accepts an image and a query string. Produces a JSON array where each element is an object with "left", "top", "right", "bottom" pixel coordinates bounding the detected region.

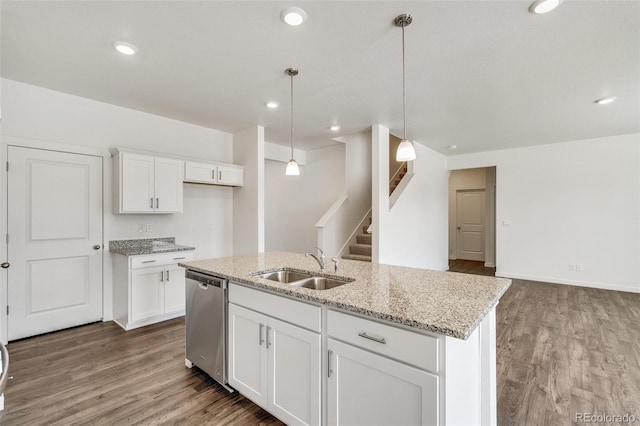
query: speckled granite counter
[
  {"left": 180, "top": 252, "right": 511, "bottom": 340},
  {"left": 109, "top": 237, "right": 195, "bottom": 256}
]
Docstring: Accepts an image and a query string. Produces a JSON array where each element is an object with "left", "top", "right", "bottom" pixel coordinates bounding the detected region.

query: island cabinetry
[
  {"left": 184, "top": 161, "right": 244, "bottom": 187},
  {"left": 228, "top": 283, "right": 321, "bottom": 426},
  {"left": 114, "top": 151, "right": 183, "bottom": 214},
  {"left": 326, "top": 310, "right": 439, "bottom": 425},
  {"left": 113, "top": 251, "right": 194, "bottom": 330}
]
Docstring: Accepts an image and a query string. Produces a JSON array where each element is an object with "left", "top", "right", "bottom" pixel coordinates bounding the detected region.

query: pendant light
[
  {"left": 395, "top": 14, "right": 417, "bottom": 162},
  {"left": 285, "top": 67, "right": 300, "bottom": 176}
]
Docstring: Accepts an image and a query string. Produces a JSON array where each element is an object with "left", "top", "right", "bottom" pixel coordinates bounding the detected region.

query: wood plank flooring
[
  {"left": 448, "top": 258, "right": 496, "bottom": 276},
  {"left": 2, "top": 273, "right": 639, "bottom": 425}
]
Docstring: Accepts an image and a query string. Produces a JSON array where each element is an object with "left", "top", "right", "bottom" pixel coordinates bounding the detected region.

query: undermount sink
[{"left": 252, "top": 268, "right": 354, "bottom": 290}]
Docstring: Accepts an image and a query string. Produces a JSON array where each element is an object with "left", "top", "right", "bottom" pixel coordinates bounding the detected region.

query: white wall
[
  {"left": 265, "top": 144, "right": 345, "bottom": 254},
  {"left": 373, "top": 125, "right": 449, "bottom": 270},
  {"left": 232, "top": 126, "right": 265, "bottom": 255},
  {"left": 0, "top": 79, "right": 235, "bottom": 340},
  {"left": 448, "top": 133, "right": 640, "bottom": 292},
  {"left": 1, "top": 79, "right": 234, "bottom": 259}
]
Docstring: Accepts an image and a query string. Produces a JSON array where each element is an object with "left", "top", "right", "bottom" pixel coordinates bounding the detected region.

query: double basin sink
[{"left": 252, "top": 269, "right": 354, "bottom": 290}]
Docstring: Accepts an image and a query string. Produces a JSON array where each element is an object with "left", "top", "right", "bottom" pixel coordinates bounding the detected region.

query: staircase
[
  {"left": 389, "top": 164, "right": 408, "bottom": 195},
  {"left": 343, "top": 221, "right": 372, "bottom": 262}
]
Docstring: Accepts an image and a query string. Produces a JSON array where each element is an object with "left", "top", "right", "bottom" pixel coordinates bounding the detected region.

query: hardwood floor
[
  {"left": 2, "top": 277, "right": 638, "bottom": 425},
  {"left": 0, "top": 319, "right": 283, "bottom": 425},
  {"left": 448, "top": 258, "right": 496, "bottom": 276}
]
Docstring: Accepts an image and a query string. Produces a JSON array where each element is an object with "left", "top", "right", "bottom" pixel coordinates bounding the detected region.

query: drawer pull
[
  {"left": 358, "top": 332, "right": 386, "bottom": 344},
  {"left": 142, "top": 260, "right": 156, "bottom": 264},
  {"left": 173, "top": 257, "right": 186, "bottom": 260}
]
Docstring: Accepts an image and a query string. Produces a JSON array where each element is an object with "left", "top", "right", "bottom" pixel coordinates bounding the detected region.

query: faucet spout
[{"left": 305, "top": 247, "right": 326, "bottom": 272}]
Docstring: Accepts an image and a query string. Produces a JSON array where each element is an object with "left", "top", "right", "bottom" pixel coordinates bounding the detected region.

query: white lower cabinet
[
  {"left": 327, "top": 338, "right": 438, "bottom": 426},
  {"left": 112, "top": 251, "right": 193, "bottom": 330},
  {"left": 228, "top": 296, "right": 321, "bottom": 426}
]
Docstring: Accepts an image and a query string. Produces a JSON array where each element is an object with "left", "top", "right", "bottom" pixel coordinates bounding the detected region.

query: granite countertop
[
  {"left": 109, "top": 237, "right": 196, "bottom": 256},
  {"left": 180, "top": 252, "right": 511, "bottom": 340}
]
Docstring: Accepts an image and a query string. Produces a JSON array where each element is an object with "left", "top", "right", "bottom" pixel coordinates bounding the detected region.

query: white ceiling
[{"left": 2, "top": 1, "right": 638, "bottom": 154}]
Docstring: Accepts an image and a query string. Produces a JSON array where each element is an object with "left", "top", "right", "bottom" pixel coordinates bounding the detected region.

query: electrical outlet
[
  {"left": 209, "top": 224, "right": 215, "bottom": 231},
  {"left": 569, "top": 263, "right": 575, "bottom": 271},
  {"left": 146, "top": 223, "right": 153, "bottom": 232},
  {"left": 576, "top": 264, "right": 583, "bottom": 272},
  {"left": 138, "top": 224, "right": 145, "bottom": 233}
]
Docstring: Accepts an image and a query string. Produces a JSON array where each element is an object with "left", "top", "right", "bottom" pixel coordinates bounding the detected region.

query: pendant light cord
[
  {"left": 402, "top": 20, "right": 407, "bottom": 142},
  {"left": 290, "top": 72, "right": 294, "bottom": 159}
]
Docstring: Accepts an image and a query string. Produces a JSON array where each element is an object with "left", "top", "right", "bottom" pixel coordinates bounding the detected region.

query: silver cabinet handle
[
  {"left": 266, "top": 326, "right": 271, "bottom": 348},
  {"left": 259, "top": 323, "right": 265, "bottom": 346},
  {"left": 173, "top": 257, "right": 186, "bottom": 260},
  {"left": 328, "top": 350, "right": 333, "bottom": 377},
  {"left": 142, "top": 260, "right": 156, "bottom": 264},
  {"left": 150, "top": 197, "right": 154, "bottom": 208},
  {"left": 156, "top": 198, "right": 159, "bottom": 209},
  {"left": 160, "top": 271, "right": 164, "bottom": 282},
  {"left": 212, "top": 169, "right": 215, "bottom": 179},
  {"left": 219, "top": 170, "right": 222, "bottom": 181},
  {"left": 0, "top": 262, "right": 10, "bottom": 269},
  {"left": 358, "top": 332, "right": 386, "bottom": 344},
  {"left": 93, "top": 245, "right": 101, "bottom": 250},
  {"left": 166, "top": 270, "right": 170, "bottom": 281}
]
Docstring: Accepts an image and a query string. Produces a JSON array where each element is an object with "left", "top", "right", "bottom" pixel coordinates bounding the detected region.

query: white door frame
[{"left": 1, "top": 136, "right": 112, "bottom": 344}]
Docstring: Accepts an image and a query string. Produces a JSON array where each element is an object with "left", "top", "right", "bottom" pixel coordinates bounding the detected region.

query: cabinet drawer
[
  {"left": 131, "top": 251, "right": 194, "bottom": 269},
  {"left": 327, "top": 310, "right": 439, "bottom": 373},
  {"left": 229, "top": 283, "right": 321, "bottom": 333}
]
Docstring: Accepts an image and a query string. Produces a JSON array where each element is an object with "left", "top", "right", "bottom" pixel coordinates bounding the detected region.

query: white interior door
[
  {"left": 7, "top": 147, "right": 103, "bottom": 340},
  {"left": 456, "top": 190, "right": 486, "bottom": 261}
]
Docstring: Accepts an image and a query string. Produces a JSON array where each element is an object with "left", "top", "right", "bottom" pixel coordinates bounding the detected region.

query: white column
[{"left": 371, "top": 124, "right": 389, "bottom": 263}]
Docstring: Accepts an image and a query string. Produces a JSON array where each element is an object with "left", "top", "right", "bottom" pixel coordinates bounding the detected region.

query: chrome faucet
[{"left": 305, "top": 247, "right": 326, "bottom": 272}]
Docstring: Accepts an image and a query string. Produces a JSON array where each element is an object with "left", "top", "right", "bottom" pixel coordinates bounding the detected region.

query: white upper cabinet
[
  {"left": 115, "top": 152, "right": 183, "bottom": 214},
  {"left": 184, "top": 161, "right": 243, "bottom": 187}
]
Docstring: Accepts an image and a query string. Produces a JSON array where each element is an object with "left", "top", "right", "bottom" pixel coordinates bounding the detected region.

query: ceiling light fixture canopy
[
  {"left": 280, "top": 7, "right": 307, "bottom": 26},
  {"left": 528, "top": 0, "right": 563, "bottom": 14},
  {"left": 395, "top": 14, "right": 417, "bottom": 162},
  {"left": 113, "top": 41, "right": 137, "bottom": 55},
  {"left": 286, "top": 68, "right": 300, "bottom": 176}
]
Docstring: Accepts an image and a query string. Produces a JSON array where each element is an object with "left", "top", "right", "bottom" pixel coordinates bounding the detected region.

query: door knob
[
  {"left": 457, "top": 227, "right": 461, "bottom": 230},
  {"left": 0, "top": 262, "right": 9, "bottom": 269},
  {"left": 93, "top": 245, "right": 101, "bottom": 250}
]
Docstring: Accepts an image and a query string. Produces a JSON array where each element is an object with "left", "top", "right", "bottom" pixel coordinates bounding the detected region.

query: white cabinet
[
  {"left": 114, "top": 152, "right": 183, "bottom": 214},
  {"left": 184, "top": 161, "right": 244, "bottom": 187},
  {"left": 228, "top": 285, "right": 321, "bottom": 426},
  {"left": 112, "top": 251, "right": 193, "bottom": 330},
  {"left": 327, "top": 338, "right": 438, "bottom": 426}
]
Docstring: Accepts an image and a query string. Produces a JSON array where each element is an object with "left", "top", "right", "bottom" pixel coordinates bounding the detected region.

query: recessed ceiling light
[
  {"left": 449, "top": 145, "right": 458, "bottom": 150},
  {"left": 528, "top": 0, "right": 563, "bottom": 14},
  {"left": 594, "top": 96, "right": 618, "bottom": 105},
  {"left": 113, "top": 41, "right": 137, "bottom": 55},
  {"left": 280, "top": 7, "right": 307, "bottom": 26},
  {"left": 266, "top": 101, "right": 279, "bottom": 109},
  {"left": 330, "top": 125, "right": 341, "bottom": 131}
]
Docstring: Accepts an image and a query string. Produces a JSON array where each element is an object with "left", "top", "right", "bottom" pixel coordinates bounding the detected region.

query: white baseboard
[{"left": 496, "top": 271, "right": 640, "bottom": 294}]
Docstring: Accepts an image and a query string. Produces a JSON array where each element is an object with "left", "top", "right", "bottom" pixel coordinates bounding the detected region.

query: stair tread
[{"left": 342, "top": 254, "right": 372, "bottom": 262}]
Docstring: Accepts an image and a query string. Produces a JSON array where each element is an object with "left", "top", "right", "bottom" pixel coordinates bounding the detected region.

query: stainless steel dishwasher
[{"left": 185, "top": 270, "right": 231, "bottom": 390}]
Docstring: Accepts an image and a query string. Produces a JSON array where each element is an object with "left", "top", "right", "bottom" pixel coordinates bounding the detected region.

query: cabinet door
[
  {"left": 121, "top": 153, "right": 155, "bottom": 213},
  {"left": 164, "top": 265, "right": 186, "bottom": 314},
  {"left": 228, "top": 303, "right": 268, "bottom": 408},
  {"left": 217, "top": 164, "right": 244, "bottom": 186},
  {"left": 327, "top": 338, "right": 439, "bottom": 426},
  {"left": 184, "top": 161, "right": 217, "bottom": 184},
  {"left": 268, "top": 317, "right": 321, "bottom": 426},
  {"left": 131, "top": 266, "right": 165, "bottom": 323},
  {"left": 154, "top": 157, "right": 184, "bottom": 212}
]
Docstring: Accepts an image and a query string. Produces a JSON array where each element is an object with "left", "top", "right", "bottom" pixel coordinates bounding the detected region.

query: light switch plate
[
  {"left": 138, "top": 224, "right": 145, "bottom": 233},
  {"left": 146, "top": 223, "right": 153, "bottom": 232}
]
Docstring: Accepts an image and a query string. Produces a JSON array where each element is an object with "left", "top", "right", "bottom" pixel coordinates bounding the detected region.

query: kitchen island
[{"left": 180, "top": 252, "right": 511, "bottom": 426}]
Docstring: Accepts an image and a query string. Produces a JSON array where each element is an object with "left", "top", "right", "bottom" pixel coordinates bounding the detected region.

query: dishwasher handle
[{"left": 186, "top": 270, "right": 227, "bottom": 288}]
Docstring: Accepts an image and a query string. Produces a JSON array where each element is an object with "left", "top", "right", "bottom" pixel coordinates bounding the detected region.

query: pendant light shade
[
  {"left": 395, "top": 14, "right": 417, "bottom": 162},
  {"left": 397, "top": 139, "right": 416, "bottom": 162},
  {"left": 286, "top": 159, "right": 300, "bottom": 175},
  {"left": 285, "top": 67, "right": 300, "bottom": 176}
]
